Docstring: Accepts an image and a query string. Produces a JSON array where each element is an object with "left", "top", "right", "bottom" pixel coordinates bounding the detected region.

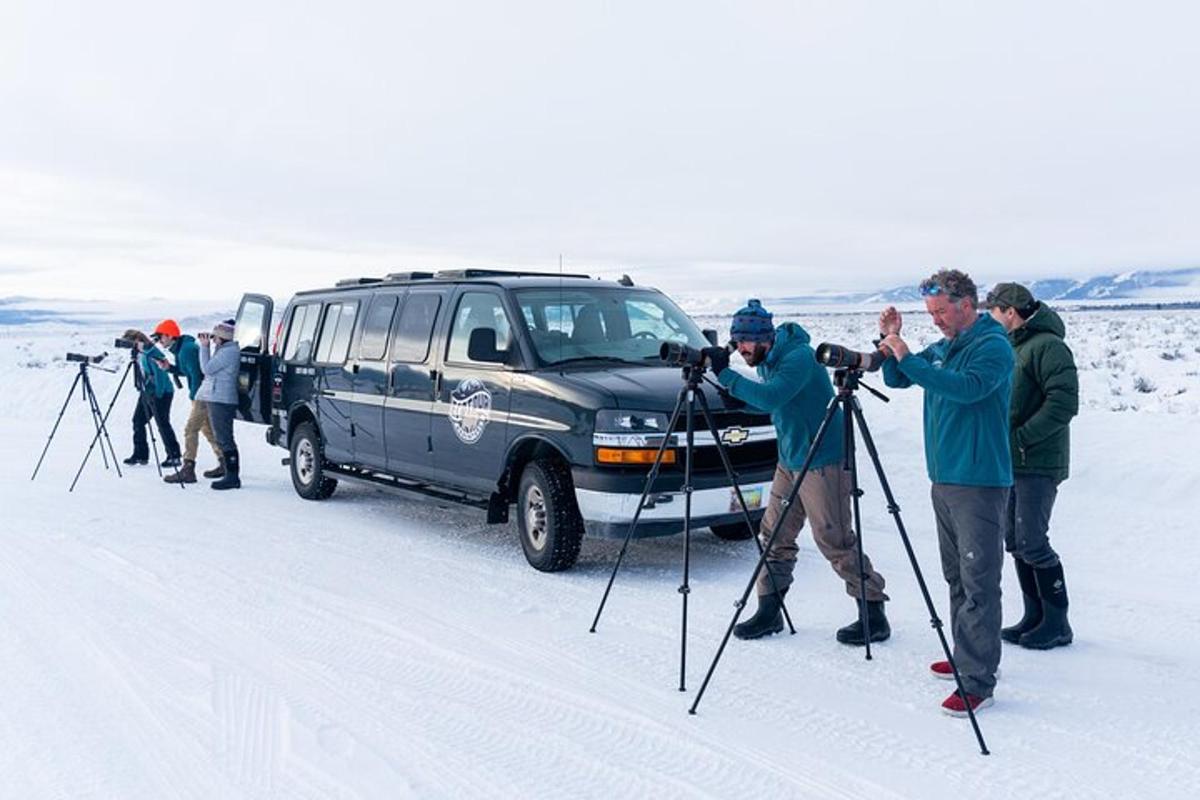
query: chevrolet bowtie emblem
[{"left": 720, "top": 426, "right": 750, "bottom": 446}]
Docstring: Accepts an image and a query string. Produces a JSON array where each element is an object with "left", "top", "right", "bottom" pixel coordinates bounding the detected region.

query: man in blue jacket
[
  {"left": 711, "top": 300, "right": 890, "bottom": 644},
  {"left": 880, "top": 269, "right": 1013, "bottom": 717},
  {"left": 150, "top": 320, "right": 224, "bottom": 484}
]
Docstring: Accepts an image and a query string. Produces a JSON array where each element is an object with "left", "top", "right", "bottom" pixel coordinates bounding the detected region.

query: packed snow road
[{"left": 1, "top": 323, "right": 1198, "bottom": 798}]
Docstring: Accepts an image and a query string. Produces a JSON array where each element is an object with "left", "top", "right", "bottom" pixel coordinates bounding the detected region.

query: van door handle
[
  {"left": 351, "top": 363, "right": 360, "bottom": 374},
  {"left": 429, "top": 369, "right": 439, "bottom": 382},
  {"left": 319, "top": 390, "right": 335, "bottom": 397}
]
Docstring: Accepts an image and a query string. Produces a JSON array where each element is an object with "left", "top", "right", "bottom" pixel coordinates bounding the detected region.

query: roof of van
[{"left": 292, "top": 269, "right": 650, "bottom": 297}]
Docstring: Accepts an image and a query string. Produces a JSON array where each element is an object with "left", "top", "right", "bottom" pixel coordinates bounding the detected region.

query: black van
[{"left": 232, "top": 270, "right": 778, "bottom": 572}]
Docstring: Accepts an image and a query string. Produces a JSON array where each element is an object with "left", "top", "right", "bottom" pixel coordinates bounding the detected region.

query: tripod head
[{"left": 833, "top": 368, "right": 890, "bottom": 403}]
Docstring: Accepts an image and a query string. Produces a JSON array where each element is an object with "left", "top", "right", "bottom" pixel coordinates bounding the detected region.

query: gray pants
[
  {"left": 1004, "top": 474, "right": 1062, "bottom": 569},
  {"left": 931, "top": 483, "right": 1008, "bottom": 699},
  {"left": 207, "top": 401, "right": 238, "bottom": 454},
  {"left": 756, "top": 463, "right": 888, "bottom": 602}
]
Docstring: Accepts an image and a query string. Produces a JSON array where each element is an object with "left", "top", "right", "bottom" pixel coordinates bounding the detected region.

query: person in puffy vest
[
  {"left": 122, "top": 327, "right": 182, "bottom": 468},
  {"left": 199, "top": 319, "right": 242, "bottom": 490},
  {"left": 986, "top": 282, "right": 1077, "bottom": 650},
  {"left": 880, "top": 269, "right": 1013, "bottom": 718},
  {"left": 709, "top": 299, "right": 891, "bottom": 645}
]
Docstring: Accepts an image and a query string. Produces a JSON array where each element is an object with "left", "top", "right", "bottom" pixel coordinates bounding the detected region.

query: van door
[
  {"left": 351, "top": 291, "right": 402, "bottom": 470},
  {"left": 234, "top": 293, "right": 274, "bottom": 424},
  {"left": 431, "top": 289, "right": 516, "bottom": 493},
  {"left": 384, "top": 289, "right": 445, "bottom": 480},
  {"left": 312, "top": 299, "right": 361, "bottom": 464}
]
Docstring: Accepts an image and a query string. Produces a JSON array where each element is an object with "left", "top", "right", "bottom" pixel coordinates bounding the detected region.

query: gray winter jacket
[{"left": 198, "top": 340, "right": 240, "bottom": 406}]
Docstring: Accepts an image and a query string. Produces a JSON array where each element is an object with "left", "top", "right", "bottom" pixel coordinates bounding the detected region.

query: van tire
[
  {"left": 290, "top": 421, "right": 338, "bottom": 500},
  {"left": 711, "top": 518, "right": 759, "bottom": 541},
  {"left": 517, "top": 459, "right": 584, "bottom": 572}
]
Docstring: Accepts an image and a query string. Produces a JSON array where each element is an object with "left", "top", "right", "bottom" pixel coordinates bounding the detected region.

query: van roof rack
[
  {"left": 383, "top": 271, "right": 435, "bottom": 282},
  {"left": 433, "top": 268, "right": 591, "bottom": 280},
  {"left": 335, "top": 277, "right": 384, "bottom": 287}
]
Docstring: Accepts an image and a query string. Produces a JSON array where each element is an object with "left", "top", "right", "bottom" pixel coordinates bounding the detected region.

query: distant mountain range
[{"left": 771, "top": 267, "right": 1200, "bottom": 306}]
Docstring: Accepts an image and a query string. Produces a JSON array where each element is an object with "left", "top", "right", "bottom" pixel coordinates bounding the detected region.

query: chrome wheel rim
[
  {"left": 525, "top": 485, "right": 548, "bottom": 552},
  {"left": 296, "top": 438, "right": 316, "bottom": 485}
]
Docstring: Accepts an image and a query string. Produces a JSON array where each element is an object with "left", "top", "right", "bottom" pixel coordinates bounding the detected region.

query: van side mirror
[
  {"left": 467, "top": 327, "right": 508, "bottom": 364},
  {"left": 703, "top": 329, "right": 720, "bottom": 347}
]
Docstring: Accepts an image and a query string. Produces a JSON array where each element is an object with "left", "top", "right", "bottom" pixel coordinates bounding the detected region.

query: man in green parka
[{"left": 986, "top": 283, "right": 1078, "bottom": 650}]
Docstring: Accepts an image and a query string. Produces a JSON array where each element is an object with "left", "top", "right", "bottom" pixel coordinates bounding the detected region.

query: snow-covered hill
[{"left": 1, "top": 312, "right": 1197, "bottom": 798}]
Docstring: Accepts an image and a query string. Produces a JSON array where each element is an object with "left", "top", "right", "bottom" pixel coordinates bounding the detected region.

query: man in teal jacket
[
  {"left": 711, "top": 300, "right": 890, "bottom": 644},
  {"left": 150, "top": 319, "right": 224, "bottom": 484},
  {"left": 880, "top": 269, "right": 1013, "bottom": 718},
  {"left": 986, "top": 283, "right": 1077, "bottom": 650}
]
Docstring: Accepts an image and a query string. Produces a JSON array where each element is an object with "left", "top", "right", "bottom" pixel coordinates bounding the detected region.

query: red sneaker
[
  {"left": 929, "top": 661, "right": 1000, "bottom": 681},
  {"left": 941, "top": 691, "right": 994, "bottom": 717}
]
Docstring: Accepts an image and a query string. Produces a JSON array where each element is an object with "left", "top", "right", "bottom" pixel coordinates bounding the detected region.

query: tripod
[
  {"left": 32, "top": 359, "right": 123, "bottom": 487},
  {"left": 590, "top": 362, "right": 796, "bottom": 692},
  {"left": 688, "top": 367, "right": 990, "bottom": 756}
]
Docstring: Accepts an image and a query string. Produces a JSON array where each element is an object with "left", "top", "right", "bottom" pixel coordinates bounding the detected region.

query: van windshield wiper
[{"left": 548, "top": 355, "right": 645, "bottom": 367}]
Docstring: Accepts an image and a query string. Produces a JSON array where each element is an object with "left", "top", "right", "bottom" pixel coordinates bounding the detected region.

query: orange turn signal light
[{"left": 595, "top": 447, "right": 676, "bottom": 465}]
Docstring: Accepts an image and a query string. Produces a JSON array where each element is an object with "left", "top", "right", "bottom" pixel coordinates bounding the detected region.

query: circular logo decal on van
[{"left": 449, "top": 377, "right": 493, "bottom": 444}]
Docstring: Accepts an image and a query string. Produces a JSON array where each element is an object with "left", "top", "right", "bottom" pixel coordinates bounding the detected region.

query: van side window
[
  {"left": 391, "top": 293, "right": 441, "bottom": 363},
  {"left": 283, "top": 303, "right": 321, "bottom": 362},
  {"left": 447, "top": 292, "right": 513, "bottom": 363},
  {"left": 314, "top": 302, "right": 359, "bottom": 365},
  {"left": 359, "top": 295, "right": 399, "bottom": 361}
]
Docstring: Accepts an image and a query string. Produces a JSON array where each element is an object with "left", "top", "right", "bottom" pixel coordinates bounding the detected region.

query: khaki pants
[
  {"left": 756, "top": 462, "right": 888, "bottom": 601},
  {"left": 183, "top": 399, "right": 222, "bottom": 462}
]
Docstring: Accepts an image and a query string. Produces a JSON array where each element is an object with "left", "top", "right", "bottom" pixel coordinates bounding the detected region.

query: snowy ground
[{"left": 1, "top": 311, "right": 1198, "bottom": 799}]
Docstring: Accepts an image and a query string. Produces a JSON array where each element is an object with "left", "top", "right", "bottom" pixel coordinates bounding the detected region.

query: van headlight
[
  {"left": 593, "top": 409, "right": 676, "bottom": 465},
  {"left": 594, "top": 409, "right": 670, "bottom": 434}
]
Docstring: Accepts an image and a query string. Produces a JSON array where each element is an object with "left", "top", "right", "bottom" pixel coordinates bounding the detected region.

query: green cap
[{"left": 985, "top": 282, "right": 1037, "bottom": 314}]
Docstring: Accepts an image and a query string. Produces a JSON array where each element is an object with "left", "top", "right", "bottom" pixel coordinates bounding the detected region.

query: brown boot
[
  {"left": 165, "top": 460, "right": 197, "bottom": 484},
  {"left": 203, "top": 458, "right": 225, "bottom": 479}
]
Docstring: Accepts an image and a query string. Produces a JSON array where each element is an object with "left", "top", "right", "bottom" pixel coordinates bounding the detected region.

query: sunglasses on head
[{"left": 919, "top": 281, "right": 944, "bottom": 297}]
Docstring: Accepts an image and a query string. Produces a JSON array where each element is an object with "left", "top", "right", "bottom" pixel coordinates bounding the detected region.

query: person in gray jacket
[{"left": 199, "top": 318, "right": 242, "bottom": 490}]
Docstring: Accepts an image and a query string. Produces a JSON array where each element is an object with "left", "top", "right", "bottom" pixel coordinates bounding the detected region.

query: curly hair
[{"left": 919, "top": 269, "right": 978, "bottom": 306}]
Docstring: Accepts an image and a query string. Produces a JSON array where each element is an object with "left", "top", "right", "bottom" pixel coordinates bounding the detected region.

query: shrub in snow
[{"left": 1133, "top": 376, "right": 1157, "bottom": 394}]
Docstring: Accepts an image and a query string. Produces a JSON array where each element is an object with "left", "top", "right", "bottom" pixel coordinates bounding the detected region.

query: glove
[{"left": 708, "top": 346, "right": 731, "bottom": 376}]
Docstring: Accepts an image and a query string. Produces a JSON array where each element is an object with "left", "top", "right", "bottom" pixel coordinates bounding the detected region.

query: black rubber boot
[
  {"left": 734, "top": 589, "right": 786, "bottom": 640},
  {"left": 211, "top": 449, "right": 241, "bottom": 490},
  {"left": 161, "top": 455, "right": 182, "bottom": 468},
  {"left": 836, "top": 599, "right": 891, "bottom": 645},
  {"left": 1019, "top": 562, "right": 1073, "bottom": 650},
  {"left": 122, "top": 454, "right": 148, "bottom": 466},
  {"left": 1002, "top": 557, "right": 1042, "bottom": 644}
]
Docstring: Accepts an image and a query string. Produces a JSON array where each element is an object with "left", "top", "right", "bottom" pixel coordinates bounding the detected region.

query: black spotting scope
[{"left": 815, "top": 342, "right": 888, "bottom": 372}]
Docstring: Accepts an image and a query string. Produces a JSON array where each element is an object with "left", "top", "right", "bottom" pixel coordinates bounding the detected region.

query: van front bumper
[{"left": 574, "top": 481, "right": 772, "bottom": 539}]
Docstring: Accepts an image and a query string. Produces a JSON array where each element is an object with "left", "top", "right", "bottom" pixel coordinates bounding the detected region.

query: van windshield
[{"left": 514, "top": 287, "right": 710, "bottom": 366}]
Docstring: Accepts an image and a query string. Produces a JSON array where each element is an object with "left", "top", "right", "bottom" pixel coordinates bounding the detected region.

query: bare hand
[
  {"left": 881, "top": 334, "right": 910, "bottom": 361},
  {"left": 879, "top": 306, "right": 903, "bottom": 337},
  {"left": 197, "top": 332, "right": 210, "bottom": 344}
]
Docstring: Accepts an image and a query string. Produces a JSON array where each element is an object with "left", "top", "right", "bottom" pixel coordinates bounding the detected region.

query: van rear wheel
[
  {"left": 517, "top": 459, "right": 584, "bottom": 572},
  {"left": 291, "top": 421, "right": 338, "bottom": 500}
]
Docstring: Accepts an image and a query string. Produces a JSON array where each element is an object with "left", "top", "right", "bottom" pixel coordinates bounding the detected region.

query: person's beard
[{"left": 743, "top": 343, "right": 769, "bottom": 367}]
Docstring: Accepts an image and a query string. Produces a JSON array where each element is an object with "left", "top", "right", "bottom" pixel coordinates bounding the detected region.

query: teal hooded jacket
[
  {"left": 717, "top": 322, "right": 842, "bottom": 471},
  {"left": 882, "top": 313, "right": 1014, "bottom": 487}
]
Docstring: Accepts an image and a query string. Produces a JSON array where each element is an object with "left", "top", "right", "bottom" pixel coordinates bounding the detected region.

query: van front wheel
[{"left": 517, "top": 460, "right": 584, "bottom": 572}]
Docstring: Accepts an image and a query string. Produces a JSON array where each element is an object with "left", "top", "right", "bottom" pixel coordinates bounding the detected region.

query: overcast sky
[{"left": 2, "top": 0, "right": 1198, "bottom": 303}]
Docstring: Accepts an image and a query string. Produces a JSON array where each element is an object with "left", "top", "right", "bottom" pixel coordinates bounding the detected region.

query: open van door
[{"left": 234, "top": 293, "right": 275, "bottom": 424}]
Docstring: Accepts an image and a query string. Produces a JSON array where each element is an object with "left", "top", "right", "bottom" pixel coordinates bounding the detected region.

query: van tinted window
[
  {"left": 315, "top": 302, "right": 359, "bottom": 364},
  {"left": 391, "top": 293, "right": 441, "bottom": 363},
  {"left": 447, "top": 292, "right": 512, "bottom": 363},
  {"left": 283, "top": 303, "right": 321, "bottom": 362},
  {"left": 359, "top": 294, "right": 399, "bottom": 361}
]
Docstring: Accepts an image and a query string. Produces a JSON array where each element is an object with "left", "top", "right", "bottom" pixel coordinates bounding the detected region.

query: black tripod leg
[
  {"left": 31, "top": 370, "right": 82, "bottom": 481},
  {"left": 140, "top": 393, "right": 164, "bottom": 477},
  {"left": 689, "top": 393, "right": 842, "bottom": 715},
  {"left": 844, "top": 397, "right": 873, "bottom": 660},
  {"left": 88, "top": 376, "right": 124, "bottom": 479},
  {"left": 850, "top": 402, "right": 990, "bottom": 755},
  {"left": 679, "top": 388, "right": 696, "bottom": 691},
  {"left": 83, "top": 373, "right": 118, "bottom": 473},
  {"left": 590, "top": 387, "right": 687, "bottom": 634},
  {"left": 694, "top": 388, "right": 796, "bottom": 635}
]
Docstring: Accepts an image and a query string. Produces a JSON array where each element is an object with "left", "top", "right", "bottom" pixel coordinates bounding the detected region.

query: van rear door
[{"left": 234, "top": 293, "right": 275, "bottom": 424}]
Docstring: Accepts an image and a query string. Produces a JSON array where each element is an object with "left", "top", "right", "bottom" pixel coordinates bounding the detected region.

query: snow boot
[
  {"left": 734, "top": 589, "right": 787, "bottom": 640},
  {"left": 836, "top": 599, "right": 891, "bottom": 645},
  {"left": 161, "top": 455, "right": 182, "bottom": 469},
  {"left": 203, "top": 459, "right": 225, "bottom": 479},
  {"left": 1001, "top": 557, "right": 1042, "bottom": 644},
  {"left": 122, "top": 454, "right": 148, "bottom": 466},
  {"left": 1019, "top": 563, "right": 1073, "bottom": 649},
  {"left": 211, "top": 449, "right": 241, "bottom": 490},
  {"left": 164, "top": 459, "right": 197, "bottom": 484}
]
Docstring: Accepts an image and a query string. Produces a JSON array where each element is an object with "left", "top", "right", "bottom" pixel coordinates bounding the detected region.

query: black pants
[
  {"left": 132, "top": 392, "right": 181, "bottom": 459},
  {"left": 207, "top": 401, "right": 238, "bottom": 454}
]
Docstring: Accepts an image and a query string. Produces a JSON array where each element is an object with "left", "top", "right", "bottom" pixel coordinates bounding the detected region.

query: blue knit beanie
[{"left": 730, "top": 299, "right": 775, "bottom": 343}]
